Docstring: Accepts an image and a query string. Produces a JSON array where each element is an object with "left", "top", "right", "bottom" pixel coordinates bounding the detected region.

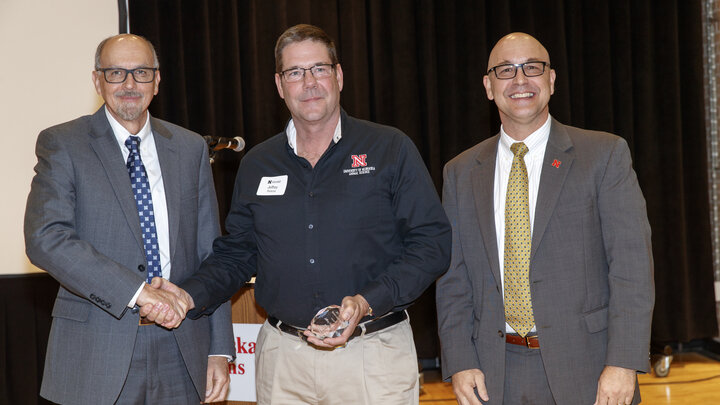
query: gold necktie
[{"left": 504, "top": 142, "right": 535, "bottom": 337}]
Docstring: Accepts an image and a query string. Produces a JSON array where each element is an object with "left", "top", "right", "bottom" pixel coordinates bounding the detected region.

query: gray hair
[{"left": 94, "top": 34, "right": 159, "bottom": 70}]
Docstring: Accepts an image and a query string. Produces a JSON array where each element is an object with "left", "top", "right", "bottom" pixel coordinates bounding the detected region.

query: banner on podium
[{"left": 227, "top": 323, "right": 261, "bottom": 401}]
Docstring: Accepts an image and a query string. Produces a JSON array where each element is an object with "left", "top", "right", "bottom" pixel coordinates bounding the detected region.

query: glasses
[
  {"left": 487, "top": 61, "right": 549, "bottom": 80},
  {"left": 96, "top": 67, "right": 158, "bottom": 83},
  {"left": 280, "top": 64, "right": 335, "bottom": 82}
]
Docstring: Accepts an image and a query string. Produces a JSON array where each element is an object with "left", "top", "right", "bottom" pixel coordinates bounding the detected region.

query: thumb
[
  {"left": 475, "top": 374, "right": 489, "bottom": 401},
  {"left": 342, "top": 306, "right": 355, "bottom": 321},
  {"left": 150, "top": 277, "right": 163, "bottom": 288},
  {"left": 338, "top": 300, "right": 355, "bottom": 321}
]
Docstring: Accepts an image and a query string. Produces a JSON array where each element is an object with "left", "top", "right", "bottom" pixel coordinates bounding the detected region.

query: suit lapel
[
  {"left": 471, "top": 136, "right": 503, "bottom": 288},
  {"left": 88, "top": 107, "right": 145, "bottom": 251},
  {"left": 151, "top": 118, "right": 180, "bottom": 279},
  {"left": 531, "top": 119, "right": 574, "bottom": 261}
]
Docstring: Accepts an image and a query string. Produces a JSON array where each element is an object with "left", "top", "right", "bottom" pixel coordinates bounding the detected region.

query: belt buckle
[{"left": 524, "top": 335, "right": 539, "bottom": 349}]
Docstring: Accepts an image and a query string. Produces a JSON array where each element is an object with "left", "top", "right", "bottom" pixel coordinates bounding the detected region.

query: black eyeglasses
[
  {"left": 96, "top": 67, "right": 158, "bottom": 83},
  {"left": 279, "top": 64, "right": 335, "bottom": 82},
  {"left": 487, "top": 61, "right": 549, "bottom": 80}
]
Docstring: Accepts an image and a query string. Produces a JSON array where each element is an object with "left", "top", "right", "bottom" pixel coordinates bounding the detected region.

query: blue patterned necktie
[
  {"left": 125, "top": 136, "right": 161, "bottom": 283},
  {"left": 504, "top": 142, "right": 535, "bottom": 337}
]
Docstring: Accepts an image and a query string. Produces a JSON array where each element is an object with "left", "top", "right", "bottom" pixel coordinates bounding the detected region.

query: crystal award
[{"left": 309, "top": 305, "right": 349, "bottom": 339}]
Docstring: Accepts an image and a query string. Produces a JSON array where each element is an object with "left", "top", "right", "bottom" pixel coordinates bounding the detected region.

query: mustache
[{"left": 114, "top": 90, "right": 143, "bottom": 98}]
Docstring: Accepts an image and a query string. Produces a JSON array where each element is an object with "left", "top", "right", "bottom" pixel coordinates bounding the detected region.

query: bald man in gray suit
[
  {"left": 436, "top": 33, "right": 654, "bottom": 405},
  {"left": 24, "top": 34, "right": 234, "bottom": 404}
]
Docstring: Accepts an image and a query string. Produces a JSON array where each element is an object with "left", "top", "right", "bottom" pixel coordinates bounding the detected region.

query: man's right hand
[
  {"left": 452, "top": 368, "right": 489, "bottom": 405},
  {"left": 137, "top": 277, "right": 194, "bottom": 328}
]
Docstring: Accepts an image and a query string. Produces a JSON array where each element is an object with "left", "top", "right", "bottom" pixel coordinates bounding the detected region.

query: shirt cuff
[
  {"left": 127, "top": 282, "right": 145, "bottom": 308},
  {"left": 209, "top": 354, "right": 233, "bottom": 362}
]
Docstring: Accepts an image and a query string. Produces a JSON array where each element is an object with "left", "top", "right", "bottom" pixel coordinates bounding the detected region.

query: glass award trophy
[{"left": 309, "top": 305, "right": 349, "bottom": 339}]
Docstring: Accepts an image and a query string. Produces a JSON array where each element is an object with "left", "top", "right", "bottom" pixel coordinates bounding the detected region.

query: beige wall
[{"left": 0, "top": 1, "right": 117, "bottom": 274}]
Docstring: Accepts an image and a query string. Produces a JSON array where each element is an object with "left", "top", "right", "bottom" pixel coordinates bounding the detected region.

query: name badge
[{"left": 256, "top": 175, "right": 288, "bottom": 196}]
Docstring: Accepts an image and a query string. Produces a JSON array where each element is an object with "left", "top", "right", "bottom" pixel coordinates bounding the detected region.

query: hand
[
  {"left": 593, "top": 365, "right": 636, "bottom": 405},
  {"left": 303, "top": 294, "right": 370, "bottom": 348},
  {"left": 137, "top": 277, "right": 194, "bottom": 328},
  {"left": 203, "top": 356, "right": 230, "bottom": 403},
  {"left": 153, "top": 277, "right": 195, "bottom": 311},
  {"left": 451, "top": 369, "right": 488, "bottom": 405}
]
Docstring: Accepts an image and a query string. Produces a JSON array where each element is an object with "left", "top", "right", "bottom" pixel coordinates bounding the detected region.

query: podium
[
  {"left": 223, "top": 284, "right": 266, "bottom": 405},
  {"left": 230, "top": 284, "right": 266, "bottom": 324}
]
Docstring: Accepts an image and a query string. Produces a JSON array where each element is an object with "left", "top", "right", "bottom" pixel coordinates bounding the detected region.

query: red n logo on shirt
[{"left": 351, "top": 154, "right": 367, "bottom": 168}]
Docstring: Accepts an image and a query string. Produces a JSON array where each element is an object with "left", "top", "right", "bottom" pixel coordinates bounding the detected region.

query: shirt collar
[
  {"left": 499, "top": 114, "right": 552, "bottom": 156},
  {"left": 105, "top": 105, "right": 153, "bottom": 147},
  {"left": 285, "top": 117, "right": 342, "bottom": 155}
]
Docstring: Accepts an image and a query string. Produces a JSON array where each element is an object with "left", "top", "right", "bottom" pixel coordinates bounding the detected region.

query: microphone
[{"left": 203, "top": 135, "right": 246, "bottom": 152}]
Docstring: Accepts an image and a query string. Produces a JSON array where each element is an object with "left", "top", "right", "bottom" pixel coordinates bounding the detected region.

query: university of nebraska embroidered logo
[
  {"left": 344, "top": 154, "right": 375, "bottom": 176},
  {"left": 351, "top": 154, "right": 367, "bottom": 168}
]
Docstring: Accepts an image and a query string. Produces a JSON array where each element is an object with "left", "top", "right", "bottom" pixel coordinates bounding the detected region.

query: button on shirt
[
  {"left": 494, "top": 115, "right": 551, "bottom": 334},
  {"left": 104, "top": 108, "right": 171, "bottom": 306},
  {"left": 194, "top": 111, "right": 451, "bottom": 327}
]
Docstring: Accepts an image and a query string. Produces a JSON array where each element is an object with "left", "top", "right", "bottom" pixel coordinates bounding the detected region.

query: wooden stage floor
[{"left": 419, "top": 352, "right": 720, "bottom": 404}]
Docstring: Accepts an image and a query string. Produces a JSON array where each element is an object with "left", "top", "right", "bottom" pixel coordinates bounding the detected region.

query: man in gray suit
[
  {"left": 436, "top": 33, "right": 654, "bottom": 405},
  {"left": 24, "top": 34, "right": 234, "bottom": 404}
]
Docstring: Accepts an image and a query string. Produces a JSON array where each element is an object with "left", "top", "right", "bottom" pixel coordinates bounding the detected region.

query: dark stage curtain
[
  {"left": 0, "top": 274, "right": 58, "bottom": 405},
  {"left": 128, "top": 0, "right": 717, "bottom": 354}
]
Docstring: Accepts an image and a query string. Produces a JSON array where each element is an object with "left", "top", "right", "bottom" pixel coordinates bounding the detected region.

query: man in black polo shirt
[{"left": 145, "top": 24, "right": 450, "bottom": 403}]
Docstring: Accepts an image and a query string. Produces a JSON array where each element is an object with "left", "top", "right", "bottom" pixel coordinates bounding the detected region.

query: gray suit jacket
[
  {"left": 436, "top": 119, "right": 654, "bottom": 404},
  {"left": 24, "top": 107, "right": 234, "bottom": 404}
]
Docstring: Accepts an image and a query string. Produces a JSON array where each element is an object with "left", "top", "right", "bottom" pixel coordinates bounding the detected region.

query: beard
[{"left": 113, "top": 90, "right": 145, "bottom": 121}]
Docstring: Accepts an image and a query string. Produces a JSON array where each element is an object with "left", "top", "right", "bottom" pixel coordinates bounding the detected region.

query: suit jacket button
[
  {"left": 138, "top": 265, "right": 145, "bottom": 272},
  {"left": 498, "top": 330, "right": 504, "bottom": 338},
  {"left": 131, "top": 306, "right": 139, "bottom": 314}
]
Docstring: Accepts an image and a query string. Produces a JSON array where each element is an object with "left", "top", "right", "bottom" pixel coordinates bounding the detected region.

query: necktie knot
[
  {"left": 510, "top": 142, "right": 528, "bottom": 158},
  {"left": 125, "top": 136, "right": 141, "bottom": 154}
]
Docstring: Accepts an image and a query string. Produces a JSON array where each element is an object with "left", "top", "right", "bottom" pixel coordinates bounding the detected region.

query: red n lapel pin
[{"left": 551, "top": 159, "right": 561, "bottom": 168}]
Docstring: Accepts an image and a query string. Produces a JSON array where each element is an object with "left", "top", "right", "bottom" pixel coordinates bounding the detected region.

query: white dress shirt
[
  {"left": 493, "top": 115, "right": 552, "bottom": 334},
  {"left": 103, "top": 108, "right": 171, "bottom": 307}
]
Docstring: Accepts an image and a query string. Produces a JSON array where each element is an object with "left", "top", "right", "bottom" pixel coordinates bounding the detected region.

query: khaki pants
[{"left": 255, "top": 316, "right": 419, "bottom": 405}]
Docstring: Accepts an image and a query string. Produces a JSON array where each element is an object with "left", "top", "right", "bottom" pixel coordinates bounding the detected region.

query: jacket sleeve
[
  {"left": 24, "top": 128, "right": 143, "bottom": 319},
  {"left": 598, "top": 138, "right": 654, "bottom": 373},
  {"left": 183, "top": 147, "right": 258, "bottom": 319},
  {"left": 196, "top": 141, "right": 235, "bottom": 356},
  {"left": 435, "top": 162, "right": 482, "bottom": 380}
]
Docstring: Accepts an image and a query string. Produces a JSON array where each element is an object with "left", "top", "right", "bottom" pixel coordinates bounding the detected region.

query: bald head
[
  {"left": 92, "top": 33, "right": 161, "bottom": 134},
  {"left": 483, "top": 32, "right": 556, "bottom": 139},
  {"left": 95, "top": 34, "right": 159, "bottom": 70},
  {"left": 487, "top": 32, "right": 550, "bottom": 72}
]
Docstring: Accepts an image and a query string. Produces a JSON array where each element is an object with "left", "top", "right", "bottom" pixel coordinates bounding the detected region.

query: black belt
[{"left": 268, "top": 311, "right": 407, "bottom": 342}]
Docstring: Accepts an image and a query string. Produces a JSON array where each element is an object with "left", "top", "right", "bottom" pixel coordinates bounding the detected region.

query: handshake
[{"left": 136, "top": 277, "right": 193, "bottom": 329}]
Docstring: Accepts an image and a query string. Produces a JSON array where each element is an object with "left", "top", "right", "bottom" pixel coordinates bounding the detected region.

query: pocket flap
[
  {"left": 52, "top": 297, "right": 91, "bottom": 322},
  {"left": 584, "top": 306, "right": 608, "bottom": 333}
]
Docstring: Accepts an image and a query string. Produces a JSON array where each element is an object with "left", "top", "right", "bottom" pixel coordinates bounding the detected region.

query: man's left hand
[
  {"left": 594, "top": 365, "right": 636, "bottom": 405},
  {"left": 203, "top": 356, "right": 230, "bottom": 403},
  {"left": 304, "top": 294, "right": 370, "bottom": 348}
]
